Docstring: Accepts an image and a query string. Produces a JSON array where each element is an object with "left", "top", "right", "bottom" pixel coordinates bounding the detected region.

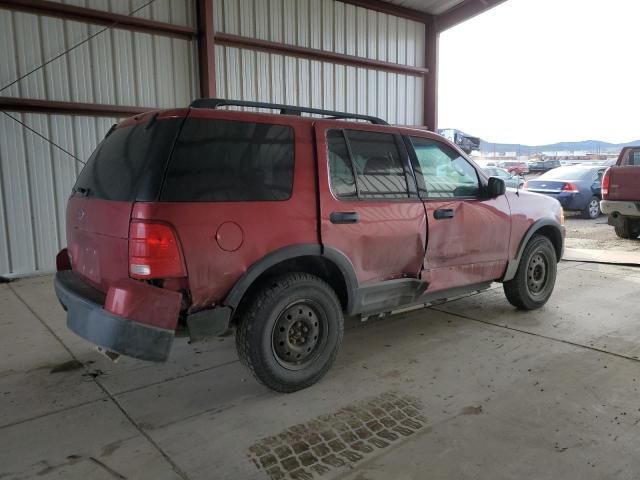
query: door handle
[
  {"left": 433, "top": 208, "right": 455, "bottom": 220},
  {"left": 330, "top": 211, "right": 360, "bottom": 224}
]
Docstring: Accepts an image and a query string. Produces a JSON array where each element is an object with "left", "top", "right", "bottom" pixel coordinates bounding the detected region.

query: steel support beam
[
  {"left": 215, "top": 33, "right": 429, "bottom": 77},
  {"left": 338, "top": 0, "right": 428, "bottom": 22},
  {"left": 196, "top": 0, "right": 216, "bottom": 97},
  {"left": 0, "top": 0, "right": 196, "bottom": 39},
  {"left": 423, "top": 16, "right": 439, "bottom": 130},
  {"left": 0, "top": 97, "right": 152, "bottom": 117},
  {"left": 435, "top": 0, "right": 508, "bottom": 33}
]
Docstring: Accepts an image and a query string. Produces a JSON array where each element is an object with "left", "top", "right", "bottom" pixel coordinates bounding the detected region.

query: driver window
[{"left": 410, "top": 137, "right": 480, "bottom": 198}]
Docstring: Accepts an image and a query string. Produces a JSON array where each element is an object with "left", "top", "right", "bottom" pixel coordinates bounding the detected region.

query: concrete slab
[
  {"left": 564, "top": 247, "right": 640, "bottom": 265},
  {"left": 436, "top": 265, "right": 640, "bottom": 359},
  {"left": 0, "top": 400, "right": 182, "bottom": 480},
  {"left": 9, "top": 276, "right": 240, "bottom": 395},
  {"left": 3, "top": 264, "right": 640, "bottom": 480}
]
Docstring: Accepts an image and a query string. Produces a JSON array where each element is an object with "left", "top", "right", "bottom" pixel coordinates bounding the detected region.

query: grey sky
[{"left": 438, "top": 0, "right": 639, "bottom": 145}]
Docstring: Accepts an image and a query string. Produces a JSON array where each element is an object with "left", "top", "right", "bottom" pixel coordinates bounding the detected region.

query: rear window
[
  {"left": 161, "top": 118, "right": 294, "bottom": 202},
  {"left": 73, "top": 118, "right": 182, "bottom": 201},
  {"left": 541, "top": 166, "right": 592, "bottom": 180}
]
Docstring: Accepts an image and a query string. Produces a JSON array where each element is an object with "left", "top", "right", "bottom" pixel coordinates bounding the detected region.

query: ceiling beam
[
  {"left": 0, "top": 0, "right": 196, "bottom": 39},
  {"left": 435, "top": 0, "right": 508, "bottom": 32},
  {"left": 338, "top": 0, "right": 428, "bottom": 22}
]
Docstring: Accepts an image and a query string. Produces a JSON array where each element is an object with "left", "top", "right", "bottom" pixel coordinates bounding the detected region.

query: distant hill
[{"left": 479, "top": 139, "right": 640, "bottom": 155}]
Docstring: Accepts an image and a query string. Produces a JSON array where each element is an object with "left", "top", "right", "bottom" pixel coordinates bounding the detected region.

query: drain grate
[{"left": 248, "top": 392, "right": 427, "bottom": 479}]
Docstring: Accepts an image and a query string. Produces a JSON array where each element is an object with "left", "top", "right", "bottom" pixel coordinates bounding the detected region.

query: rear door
[
  {"left": 314, "top": 121, "right": 427, "bottom": 284},
  {"left": 408, "top": 135, "right": 511, "bottom": 292},
  {"left": 609, "top": 148, "right": 640, "bottom": 200}
]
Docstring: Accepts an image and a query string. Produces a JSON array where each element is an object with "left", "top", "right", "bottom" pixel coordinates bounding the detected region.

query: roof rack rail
[{"left": 189, "top": 98, "right": 388, "bottom": 125}]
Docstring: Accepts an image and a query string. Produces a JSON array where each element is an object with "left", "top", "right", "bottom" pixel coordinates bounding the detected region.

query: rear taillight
[
  {"left": 602, "top": 168, "right": 611, "bottom": 199},
  {"left": 562, "top": 183, "right": 579, "bottom": 192},
  {"left": 129, "top": 222, "right": 186, "bottom": 279}
]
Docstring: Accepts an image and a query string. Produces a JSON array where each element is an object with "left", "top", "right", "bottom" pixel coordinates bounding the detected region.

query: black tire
[
  {"left": 235, "top": 272, "right": 344, "bottom": 393},
  {"left": 614, "top": 218, "right": 640, "bottom": 239},
  {"left": 503, "top": 235, "right": 558, "bottom": 310},
  {"left": 582, "top": 196, "right": 601, "bottom": 219}
]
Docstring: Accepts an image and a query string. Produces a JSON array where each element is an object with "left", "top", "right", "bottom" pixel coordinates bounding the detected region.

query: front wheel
[
  {"left": 235, "top": 272, "right": 344, "bottom": 393},
  {"left": 503, "top": 235, "right": 558, "bottom": 310},
  {"left": 582, "top": 196, "right": 601, "bottom": 219}
]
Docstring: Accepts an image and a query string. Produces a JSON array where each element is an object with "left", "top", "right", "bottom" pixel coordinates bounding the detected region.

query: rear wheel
[
  {"left": 614, "top": 218, "right": 640, "bottom": 239},
  {"left": 235, "top": 272, "right": 344, "bottom": 393},
  {"left": 582, "top": 196, "right": 601, "bottom": 219},
  {"left": 503, "top": 235, "right": 558, "bottom": 310}
]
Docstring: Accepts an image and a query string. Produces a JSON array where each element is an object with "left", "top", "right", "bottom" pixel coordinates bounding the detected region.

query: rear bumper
[
  {"left": 532, "top": 191, "right": 586, "bottom": 211},
  {"left": 600, "top": 200, "right": 640, "bottom": 218},
  {"left": 54, "top": 271, "right": 174, "bottom": 362}
]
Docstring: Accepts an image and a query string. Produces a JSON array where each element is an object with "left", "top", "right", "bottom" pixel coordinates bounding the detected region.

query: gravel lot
[{"left": 565, "top": 213, "right": 640, "bottom": 252}]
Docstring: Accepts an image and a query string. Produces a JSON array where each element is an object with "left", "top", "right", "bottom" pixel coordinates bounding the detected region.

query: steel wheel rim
[
  {"left": 271, "top": 300, "right": 326, "bottom": 371},
  {"left": 526, "top": 252, "right": 549, "bottom": 296},
  {"left": 589, "top": 200, "right": 599, "bottom": 218}
]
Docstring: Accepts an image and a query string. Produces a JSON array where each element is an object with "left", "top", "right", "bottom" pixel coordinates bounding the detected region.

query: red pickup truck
[{"left": 601, "top": 147, "right": 640, "bottom": 239}]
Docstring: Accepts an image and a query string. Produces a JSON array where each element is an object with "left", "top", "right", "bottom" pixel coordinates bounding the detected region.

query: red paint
[
  {"left": 104, "top": 278, "right": 182, "bottom": 330},
  {"left": 605, "top": 148, "right": 640, "bottom": 201}
]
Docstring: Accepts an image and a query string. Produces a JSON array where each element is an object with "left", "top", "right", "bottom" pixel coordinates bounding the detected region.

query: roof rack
[{"left": 189, "top": 98, "right": 389, "bottom": 125}]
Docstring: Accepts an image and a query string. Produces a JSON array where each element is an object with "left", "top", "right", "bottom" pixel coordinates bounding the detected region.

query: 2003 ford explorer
[{"left": 54, "top": 99, "right": 565, "bottom": 393}]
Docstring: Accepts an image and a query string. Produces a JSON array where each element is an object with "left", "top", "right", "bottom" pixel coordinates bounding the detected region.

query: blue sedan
[{"left": 524, "top": 166, "right": 606, "bottom": 219}]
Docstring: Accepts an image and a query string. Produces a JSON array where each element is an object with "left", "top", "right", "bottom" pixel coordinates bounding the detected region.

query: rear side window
[
  {"left": 162, "top": 119, "right": 294, "bottom": 201},
  {"left": 73, "top": 118, "right": 182, "bottom": 201},
  {"left": 327, "top": 129, "right": 409, "bottom": 200}
]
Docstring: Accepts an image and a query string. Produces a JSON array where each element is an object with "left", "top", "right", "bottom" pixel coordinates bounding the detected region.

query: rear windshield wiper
[{"left": 74, "top": 187, "right": 91, "bottom": 197}]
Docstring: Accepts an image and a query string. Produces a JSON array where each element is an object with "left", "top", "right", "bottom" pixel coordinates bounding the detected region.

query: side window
[
  {"left": 632, "top": 150, "right": 640, "bottom": 166},
  {"left": 327, "top": 129, "right": 409, "bottom": 200},
  {"left": 327, "top": 130, "right": 357, "bottom": 198},
  {"left": 162, "top": 119, "right": 294, "bottom": 202},
  {"left": 410, "top": 137, "right": 480, "bottom": 198}
]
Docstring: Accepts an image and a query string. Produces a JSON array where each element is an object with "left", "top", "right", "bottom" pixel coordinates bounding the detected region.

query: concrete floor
[{"left": 2, "top": 261, "right": 640, "bottom": 480}]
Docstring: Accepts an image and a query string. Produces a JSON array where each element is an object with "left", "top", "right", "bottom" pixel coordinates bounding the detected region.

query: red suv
[{"left": 55, "top": 99, "right": 565, "bottom": 392}]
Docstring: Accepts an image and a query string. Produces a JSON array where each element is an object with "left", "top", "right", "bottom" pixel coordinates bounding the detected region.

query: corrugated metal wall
[
  {"left": 214, "top": 0, "right": 426, "bottom": 125},
  {"left": 0, "top": 1, "right": 198, "bottom": 277},
  {"left": 0, "top": 0, "right": 426, "bottom": 277}
]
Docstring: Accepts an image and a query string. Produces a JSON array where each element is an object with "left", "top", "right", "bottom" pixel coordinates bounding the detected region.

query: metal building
[{"left": 0, "top": 0, "right": 504, "bottom": 277}]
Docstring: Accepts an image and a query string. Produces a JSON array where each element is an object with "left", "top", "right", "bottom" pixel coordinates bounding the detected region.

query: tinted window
[
  {"left": 346, "top": 130, "right": 408, "bottom": 199},
  {"left": 327, "top": 130, "right": 357, "bottom": 198},
  {"left": 73, "top": 119, "right": 182, "bottom": 201},
  {"left": 162, "top": 119, "right": 294, "bottom": 201},
  {"left": 411, "top": 138, "right": 480, "bottom": 198}
]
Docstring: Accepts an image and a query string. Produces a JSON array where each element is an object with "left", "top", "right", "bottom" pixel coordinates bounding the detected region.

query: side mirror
[{"left": 487, "top": 177, "right": 506, "bottom": 198}]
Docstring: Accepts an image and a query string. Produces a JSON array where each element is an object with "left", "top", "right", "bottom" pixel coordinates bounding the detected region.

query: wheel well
[
  {"left": 231, "top": 256, "right": 349, "bottom": 325},
  {"left": 534, "top": 225, "right": 563, "bottom": 261}
]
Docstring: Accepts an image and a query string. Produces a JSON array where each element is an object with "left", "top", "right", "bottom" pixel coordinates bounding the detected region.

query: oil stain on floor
[{"left": 248, "top": 391, "right": 427, "bottom": 480}]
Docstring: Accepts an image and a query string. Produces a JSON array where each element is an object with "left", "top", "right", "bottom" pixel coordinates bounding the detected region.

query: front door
[
  {"left": 314, "top": 121, "right": 427, "bottom": 285},
  {"left": 408, "top": 135, "right": 511, "bottom": 292}
]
